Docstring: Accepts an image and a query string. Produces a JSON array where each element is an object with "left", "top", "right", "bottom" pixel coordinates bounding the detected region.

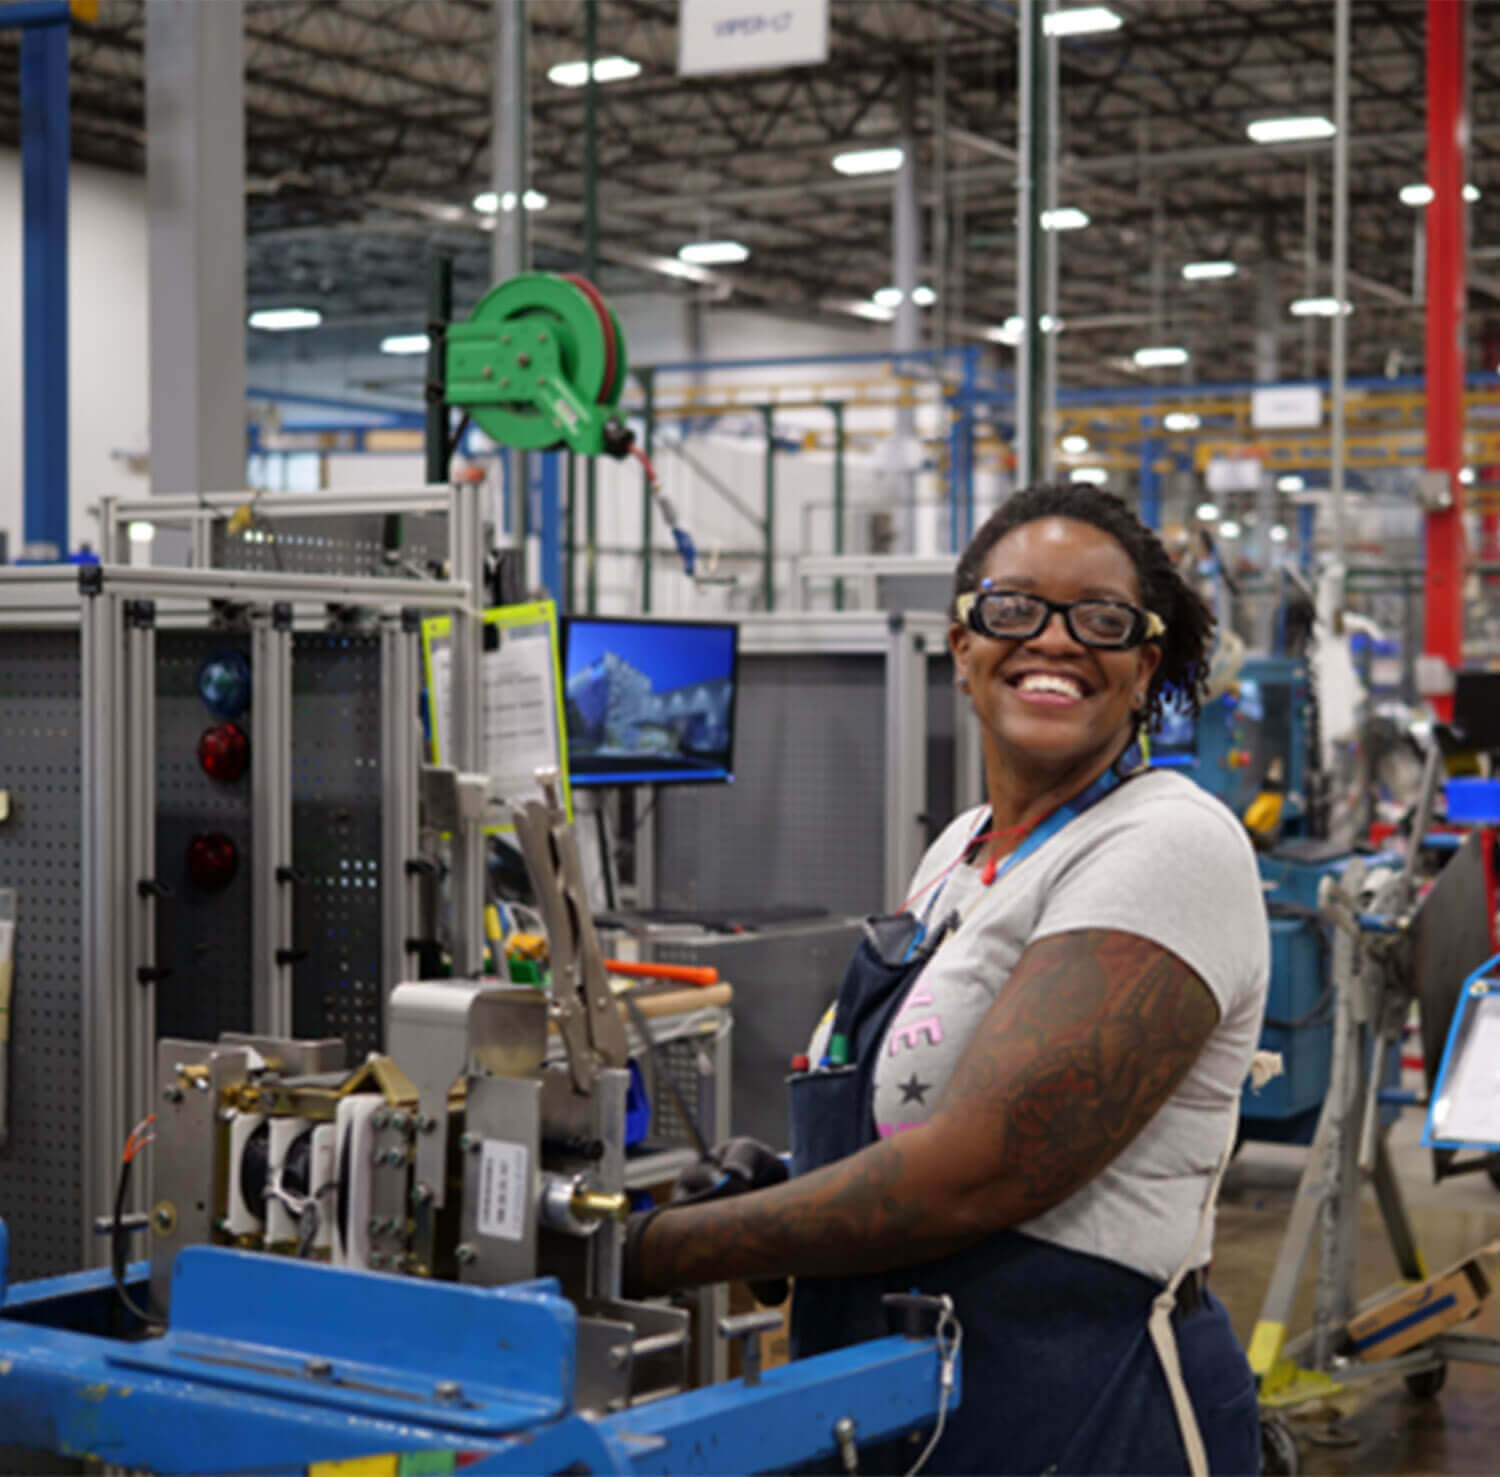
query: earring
[{"left": 956, "top": 675, "right": 971, "bottom": 693}]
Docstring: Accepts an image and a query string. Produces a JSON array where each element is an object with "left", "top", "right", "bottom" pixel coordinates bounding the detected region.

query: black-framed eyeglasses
[{"left": 955, "top": 588, "right": 1166, "bottom": 649}]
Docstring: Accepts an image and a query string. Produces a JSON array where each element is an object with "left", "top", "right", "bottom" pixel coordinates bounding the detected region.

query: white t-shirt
[{"left": 851, "top": 769, "right": 1268, "bottom": 1284}]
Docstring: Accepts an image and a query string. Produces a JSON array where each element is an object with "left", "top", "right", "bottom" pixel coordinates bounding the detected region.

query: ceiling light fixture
[
  {"left": 248, "top": 308, "right": 322, "bottom": 331},
  {"left": 1133, "top": 346, "right": 1190, "bottom": 368},
  {"left": 1218, "top": 519, "right": 1243, "bottom": 538},
  {"left": 472, "top": 189, "right": 548, "bottom": 213},
  {"left": 678, "top": 240, "right": 750, "bottom": 265},
  {"left": 1401, "top": 182, "right": 1481, "bottom": 205},
  {"left": 1043, "top": 6, "right": 1123, "bottom": 37},
  {"left": 873, "top": 286, "right": 904, "bottom": 308},
  {"left": 547, "top": 56, "right": 641, "bottom": 87},
  {"left": 127, "top": 520, "right": 156, "bottom": 543},
  {"left": 1460, "top": 467, "right": 1477, "bottom": 485},
  {"left": 1163, "top": 412, "right": 1201, "bottom": 431},
  {"left": 1290, "top": 296, "right": 1352, "bottom": 317},
  {"left": 1041, "top": 207, "right": 1090, "bottom": 231},
  {"left": 1195, "top": 502, "right": 1220, "bottom": 522},
  {"left": 1070, "top": 467, "right": 1109, "bottom": 486},
  {"left": 1182, "top": 260, "right": 1237, "bottom": 281},
  {"left": 381, "top": 333, "right": 430, "bottom": 355},
  {"left": 849, "top": 300, "right": 896, "bottom": 322},
  {"left": 1061, "top": 433, "right": 1090, "bottom": 454},
  {"left": 1277, "top": 474, "right": 1306, "bottom": 493},
  {"left": 1247, "top": 116, "right": 1336, "bottom": 144},
  {"left": 832, "top": 146, "right": 904, "bottom": 176},
  {"left": 1270, "top": 524, "right": 1290, "bottom": 543}
]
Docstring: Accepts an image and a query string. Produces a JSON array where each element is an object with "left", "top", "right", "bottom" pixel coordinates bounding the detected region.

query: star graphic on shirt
[{"left": 898, "top": 1073, "right": 932, "bottom": 1105}]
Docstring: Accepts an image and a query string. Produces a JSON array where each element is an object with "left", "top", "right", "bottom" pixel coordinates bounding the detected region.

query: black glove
[{"left": 622, "top": 1138, "right": 791, "bottom": 1306}]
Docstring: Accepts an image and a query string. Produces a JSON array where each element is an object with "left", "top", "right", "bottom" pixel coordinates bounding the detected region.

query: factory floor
[{"left": 1217, "top": 1110, "right": 1500, "bottom": 1476}]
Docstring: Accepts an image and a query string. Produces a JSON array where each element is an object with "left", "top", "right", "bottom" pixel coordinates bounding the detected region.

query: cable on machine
[{"left": 112, "top": 1114, "right": 165, "bottom": 1329}]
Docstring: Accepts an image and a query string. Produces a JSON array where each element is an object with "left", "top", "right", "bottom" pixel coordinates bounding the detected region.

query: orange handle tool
[{"left": 604, "top": 959, "right": 719, "bottom": 987}]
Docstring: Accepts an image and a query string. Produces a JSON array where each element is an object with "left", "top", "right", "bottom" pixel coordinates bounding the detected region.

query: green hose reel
[{"left": 445, "top": 271, "right": 632, "bottom": 458}]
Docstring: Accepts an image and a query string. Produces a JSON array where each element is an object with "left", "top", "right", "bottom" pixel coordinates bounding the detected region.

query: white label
[
  {"left": 678, "top": 0, "right": 829, "bottom": 76},
  {"left": 1251, "top": 384, "right": 1322, "bottom": 430},
  {"left": 478, "top": 1140, "right": 530, "bottom": 1241}
]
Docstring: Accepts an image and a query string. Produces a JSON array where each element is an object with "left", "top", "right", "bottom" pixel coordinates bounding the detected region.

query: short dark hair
[{"left": 950, "top": 483, "right": 1215, "bottom": 732}]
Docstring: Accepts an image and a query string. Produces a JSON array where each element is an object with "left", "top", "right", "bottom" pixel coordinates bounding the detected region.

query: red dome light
[
  {"left": 197, "top": 722, "right": 249, "bottom": 783},
  {"left": 187, "top": 832, "right": 238, "bottom": 892}
]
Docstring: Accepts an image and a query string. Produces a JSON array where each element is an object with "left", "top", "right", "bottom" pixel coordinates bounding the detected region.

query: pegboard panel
[
  {"left": 155, "top": 632, "right": 255, "bottom": 1043},
  {"left": 213, "top": 512, "right": 449, "bottom": 578},
  {"left": 291, "top": 633, "right": 383, "bottom": 1063},
  {"left": 0, "top": 630, "right": 84, "bottom": 1281},
  {"left": 646, "top": 1034, "right": 720, "bottom": 1152},
  {"left": 653, "top": 653, "right": 886, "bottom": 918}
]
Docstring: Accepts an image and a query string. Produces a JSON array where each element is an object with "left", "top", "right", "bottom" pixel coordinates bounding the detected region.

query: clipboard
[
  {"left": 1422, "top": 952, "right": 1500, "bottom": 1152},
  {"left": 421, "top": 600, "right": 572, "bottom": 833}
]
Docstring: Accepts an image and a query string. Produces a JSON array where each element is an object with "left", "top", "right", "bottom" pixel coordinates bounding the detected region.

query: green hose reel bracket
[{"left": 445, "top": 271, "right": 632, "bottom": 458}]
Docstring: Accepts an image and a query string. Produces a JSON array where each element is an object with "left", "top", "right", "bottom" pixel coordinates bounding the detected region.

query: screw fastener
[
  {"left": 162, "top": 1086, "right": 183, "bottom": 1103},
  {"left": 435, "top": 1380, "right": 464, "bottom": 1403},
  {"left": 455, "top": 1242, "right": 477, "bottom": 1265},
  {"left": 305, "top": 1357, "right": 332, "bottom": 1379}
]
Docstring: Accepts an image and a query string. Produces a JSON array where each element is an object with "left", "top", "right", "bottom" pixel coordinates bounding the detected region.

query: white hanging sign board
[
  {"left": 1205, "top": 457, "right": 1264, "bottom": 494},
  {"left": 1251, "top": 384, "right": 1323, "bottom": 430},
  {"left": 678, "top": 0, "right": 829, "bottom": 76}
]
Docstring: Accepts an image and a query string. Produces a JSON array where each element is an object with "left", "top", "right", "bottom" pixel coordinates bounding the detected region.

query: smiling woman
[{"left": 625, "top": 486, "right": 1266, "bottom": 1476}]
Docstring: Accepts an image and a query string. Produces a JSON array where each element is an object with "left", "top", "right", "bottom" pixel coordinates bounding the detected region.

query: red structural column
[{"left": 1424, "top": 0, "right": 1467, "bottom": 720}]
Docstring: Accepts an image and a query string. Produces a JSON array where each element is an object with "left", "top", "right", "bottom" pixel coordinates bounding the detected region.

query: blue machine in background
[{"left": 0, "top": 1231, "right": 958, "bottom": 1475}]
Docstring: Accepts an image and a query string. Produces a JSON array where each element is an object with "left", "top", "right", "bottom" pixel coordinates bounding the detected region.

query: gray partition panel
[
  {"left": 653, "top": 653, "right": 886, "bottom": 919},
  {"left": 156, "top": 632, "right": 255, "bottom": 1043},
  {"left": 925, "top": 646, "right": 959, "bottom": 849},
  {"left": 291, "top": 633, "right": 381, "bottom": 1064},
  {"left": 0, "top": 632, "right": 84, "bottom": 1281},
  {"left": 213, "top": 512, "right": 448, "bottom": 578},
  {"left": 649, "top": 919, "right": 864, "bottom": 1151}
]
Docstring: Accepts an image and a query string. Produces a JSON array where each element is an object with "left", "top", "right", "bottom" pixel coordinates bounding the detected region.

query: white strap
[{"left": 1147, "top": 1107, "right": 1241, "bottom": 1477}]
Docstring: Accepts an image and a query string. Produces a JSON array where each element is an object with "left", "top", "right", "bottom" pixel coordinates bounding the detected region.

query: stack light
[
  {"left": 187, "top": 833, "right": 239, "bottom": 892},
  {"left": 198, "top": 651, "right": 252, "bottom": 720},
  {"left": 198, "top": 723, "right": 249, "bottom": 784}
]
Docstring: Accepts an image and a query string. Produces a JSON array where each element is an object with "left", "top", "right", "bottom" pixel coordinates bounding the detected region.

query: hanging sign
[
  {"left": 1251, "top": 384, "right": 1323, "bottom": 430},
  {"left": 678, "top": 0, "right": 829, "bottom": 76}
]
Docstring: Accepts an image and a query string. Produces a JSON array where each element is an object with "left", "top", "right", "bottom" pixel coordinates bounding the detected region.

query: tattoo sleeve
[{"left": 634, "top": 929, "right": 1222, "bottom": 1295}]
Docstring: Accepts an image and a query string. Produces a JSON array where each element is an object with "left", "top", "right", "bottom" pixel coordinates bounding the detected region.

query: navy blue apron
[{"left": 786, "top": 772, "right": 1259, "bottom": 1476}]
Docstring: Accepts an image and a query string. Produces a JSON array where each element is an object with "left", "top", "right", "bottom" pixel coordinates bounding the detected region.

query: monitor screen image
[{"left": 561, "top": 616, "right": 738, "bottom": 787}]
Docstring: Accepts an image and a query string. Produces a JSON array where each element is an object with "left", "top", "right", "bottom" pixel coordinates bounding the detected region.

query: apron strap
[{"left": 1148, "top": 1049, "right": 1282, "bottom": 1477}]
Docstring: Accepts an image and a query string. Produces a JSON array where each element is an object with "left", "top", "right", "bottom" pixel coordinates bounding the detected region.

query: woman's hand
[{"left": 628, "top": 928, "right": 1220, "bottom": 1295}]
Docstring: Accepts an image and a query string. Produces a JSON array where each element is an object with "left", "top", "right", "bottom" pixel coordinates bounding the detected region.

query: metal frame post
[
  {"left": 124, "top": 602, "right": 158, "bottom": 1154},
  {"left": 14, "top": 1, "right": 71, "bottom": 558},
  {"left": 1015, "top": 0, "right": 1044, "bottom": 487},
  {"left": 583, "top": 0, "right": 600, "bottom": 614},
  {"left": 1424, "top": 0, "right": 1468, "bottom": 716},
  {"left": 250, "top": 607, "right": 294, "bottom": 1038},
  {"left": 1139, "top": 438, "right": 1163, "bottom": 531},
  {"left": 761, "top": 406, "right": 776, "bottom": 612},
  {"left": 79, "top": 584, "right": 126, "bottom": 1264},
  {"left": 830, "top": 402, "right": 846, "bottom": 611},
  {"left": 380, "top": 613, "right": 422, "bottom": 1004},
  {"left": 1330, "top": 0, "right": 1351, "bottom": 570},
  {"left": 425, "top": 259, "right": 454, "bottom": 485},
  {"left": 449, "top": 484, "right": 487, "bottom": 977},
  {"left": 537, "top": 453, "right": 563, "bottom": 603},
  {"left": 883, "top": 615, "right": 927, "bottom": 912},
  {"left": 640, "top": 369, "right": 655, "bottom": 612}
]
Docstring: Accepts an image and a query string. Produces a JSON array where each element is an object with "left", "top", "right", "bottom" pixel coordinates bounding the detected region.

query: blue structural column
[
  {"left": 1138, "top": 436, "right": 1163, "bottom": 531},
  {"left": 535, "top": 452, "right": 563, "bottom": 604},
  {"left": 1296, "top": 502, "right": 1316, "bottom": 574},
  {"left": 15, "top": 2, "right": 71, "bottom": 558}
]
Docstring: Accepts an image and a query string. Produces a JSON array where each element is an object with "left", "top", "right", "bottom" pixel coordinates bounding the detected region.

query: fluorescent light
[
  {"left": 547, "top": 56, "right": 641, "bottom": 87},
  {"left": 1218, "top": 520, "right": 1242, "bottom": 538},
  {"left": 248, "top": 307, "right": 322, "bottom": 331},
  {"left": 1042, "top": 207, "right": 1090, "bottom": 231},
  {"left": 993, "top": 313, "right": 1061, "bottom": 344},
  {"left": 1400, "top": 182, "right": 1480, "bottom": 207},
  {"left": 381, "top": 333, "right": 430, "bottom": 355},
  {"left": 1290, "top": 296, "right": 1352, "bottom": 317},
  {"left": 1134, "top": 346, "right": 1189, "bottom": 368},
  {"left": 832, "top": 146, "right": 904, "bottom": 176},
  {"left": 912, "top": 285, "right": 937, "bottom": 307},
  {"left": 1043, "top": 7, "right": 1122, "bottom": 38},
  {"left": 1460, "top": 467, "right": 1476, "bottom": 485},
  {"left": 473, "top": 189, "right": 548, "bottom": 213},
  {"left": 678, "top": 240, "right": 749, "bottom": 265},
  {"left": 1061, "top": 434, "right": 1090, "bottom": 454},
  {"left": 873, "top": 286, "right": 904, "bottom": 308},
  {"left": 654, "top": 257, "right": 712, "bottom": 282},
  {"left": 1163, "top": 412, "right": 1201, "bottom": 431},
  {"left": 1195, "top": 502, "right": 1220, "bottom": 522},
  {"left": 1277, "top": 474, "right": 1306, "bottom": 493},
  {"left": 127, "top": 520, "right": 156, "bottom": 544},
  {"left": 1248, "top": 116, "right": 1336, "bottom": 144},
  {"left": 1070, "top": 467, "right": 1109, "bottom": 486},
  {"left": 1182, "top": 260, "right": 1237, "bottom": 281},
  {"left": 1270, "top": 524, "right": 1290, "bottom": 543},
  {"left": 849, "top": 301, "right": 896, "bottom": 322}
]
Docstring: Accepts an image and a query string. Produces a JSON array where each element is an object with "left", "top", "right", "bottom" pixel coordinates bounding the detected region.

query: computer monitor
[
  {"left": 560, "top": 616, "right": 738, "bottom": 787},
  {"left": 1453, "top": 670, "right": 1500, "bottom": 752},
  {"left": 1150, "top": 685, "right": 1199, "bottom": 768}
]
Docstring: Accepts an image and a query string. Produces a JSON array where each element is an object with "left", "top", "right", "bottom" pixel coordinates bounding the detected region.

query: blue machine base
[{"left": 0, "top": 1230, "right": 957, "bottom": 1475}]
